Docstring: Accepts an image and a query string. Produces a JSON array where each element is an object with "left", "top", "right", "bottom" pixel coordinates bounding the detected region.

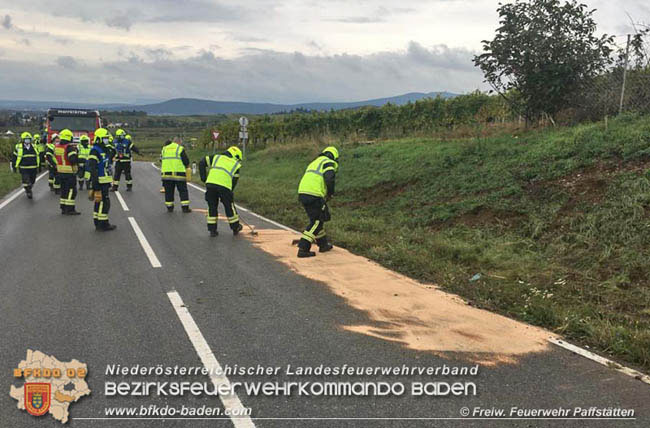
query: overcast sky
[{"left": 0, "top": 0, "right": 648, "bottom": 104}]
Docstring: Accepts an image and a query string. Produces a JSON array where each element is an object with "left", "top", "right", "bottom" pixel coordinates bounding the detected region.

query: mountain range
[{"left": 0, "top": 91, "right": 458, "bottom": 115}]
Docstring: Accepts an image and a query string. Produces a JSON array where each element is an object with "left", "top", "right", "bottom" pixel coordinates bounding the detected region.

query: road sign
[
  {"left": 239, "top": 116, "right": 249, "bottom": 127},
  {"left": 239, "top": 131, "right": 248, "bottom": 139},
  {"left": 212, "top": 131, "right": 220, "bottom": 140}
]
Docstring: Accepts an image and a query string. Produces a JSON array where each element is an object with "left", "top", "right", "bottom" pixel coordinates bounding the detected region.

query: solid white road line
[
  {"left": 127, "top": 217, "right": 162, "bottom": 268},
  {"left": 114, "top": 191, "right": 130, "bottom": 211},
  {"left": 167, "top": 291, "right": 256, "bottom": 428},
  {"left": 0, "top": 171, "right": 48, "bottom": 211},
  {"left": 183, "top": 171, "right": 300, "bottom": 234},
  {"left": 548, "top": 338, "right": 650, "bottom": 385}
]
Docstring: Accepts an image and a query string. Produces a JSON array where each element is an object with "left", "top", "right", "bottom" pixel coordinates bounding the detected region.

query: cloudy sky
[{"left": 0, "top": 0, "right": 648, "bottom": 104}]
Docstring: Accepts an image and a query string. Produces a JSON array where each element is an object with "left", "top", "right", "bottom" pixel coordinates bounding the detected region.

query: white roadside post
[{"left": 239, "top": 116, "right": 249, "bottom": 159}]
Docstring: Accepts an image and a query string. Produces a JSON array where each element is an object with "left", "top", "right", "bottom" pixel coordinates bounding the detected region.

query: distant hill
[
  {"left": 0, "top": 92, "right": 458, "bottom": 115},
  {"left": 131, "top": 92, "right": 458, "bottom": 115}
]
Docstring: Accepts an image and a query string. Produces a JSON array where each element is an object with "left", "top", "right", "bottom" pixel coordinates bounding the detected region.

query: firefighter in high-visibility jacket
[
  {"left": 77, "top": 135, "right": 91, "bottom": 190},
  {"left": 10, "top": 132, "right": 40, "bottom": 199},
  {"left": 45, "top": 133, "right": 61, "bottom": 193},
  {"left": 32, "top": 133, "right": 45, "bottom": 169},
  {"left": 296, "top": 146, "right": 339, "bottom": 257},
  {"left": 86, "top": 128, "right": 117, "bottom": 231},
  {"left": 111, "top": 129, "right": 140, "bottom": 192},
  {"left": 160, "top": 139, "right": 191, "bottom": 213},
  {"left": 198, "top": 146, "right": 244, "bottom": 237},
  {"left": 54, "top": 129, "right": 81, "bottom": 215}
]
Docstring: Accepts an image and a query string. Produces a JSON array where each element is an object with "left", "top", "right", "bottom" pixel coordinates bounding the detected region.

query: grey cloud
[
  {"left": 145, "top": 48, "right": 173, "bottom": 60},
  {"left": 19, "top": 38, "right": 31, "bottom": 46},
  {"left": 2, "top": 14, "right": 12, "bottom": 29},
  {"left": 0, "top": 43, "right": 483, "bottom": 104},
  {"left": 56, "top": 56, "right": 79, "bottom": 69}
]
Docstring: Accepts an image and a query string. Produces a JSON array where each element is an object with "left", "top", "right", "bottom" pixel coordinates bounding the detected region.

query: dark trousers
[
  {"left": 77, "top": 161, "right": 88, "bottom": 189},
  {"left": 298, "top": 194, "right": 330, "bottom": 250},
  {"left": 205, "top": 184, "right": 240, "bottom": 232},
  {"left": 162, "top": 180, "right": 189, "bottom": 208},
  {"left": 93, "top": 183, "right": 111, "bottom": 228},
  {"left": 48, "top": 166, "right": 60, "bottom": 190},
  {"left": 59, "top": 173, "right": 77, "bottom": 212},
  {"left": 20, "top": 169, "right": 37, "bottom": 194},
  {"left": 113, "top": 161, "right": 132, "bottom": 188}
]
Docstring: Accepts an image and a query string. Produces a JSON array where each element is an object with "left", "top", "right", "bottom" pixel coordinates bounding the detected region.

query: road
[{"left": 1, "top": 161, "right": 648, "bottom": 427}]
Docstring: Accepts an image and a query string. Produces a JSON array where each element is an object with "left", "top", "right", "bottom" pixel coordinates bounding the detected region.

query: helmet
[
  {"left": 33, "top": 133, "right": 40, "bottom": 141},
  {"left": 51, "top": 133, "right": 59, "bottom": 141},
  {"left": 20, "top": 132, "right": 33, "bottom": 141},
  {"left": 322, "top": 146, "right": 339, "bottom": 161},
  {"left": 115, "top": 129, "right": 126, "bottom": 137},
  {"left": 125, "top": 134, "right": 132, "bottom": 141},
  {"left": 94, "top": 128, "right": 109, "bottom": 143},
  {"left": 227, "top": 146, "right": 243, "bottom": 161},
  {"left": 80, "top": 135, "right": 90, "bottom": 143},
  {"left": 59, "top": 129, "right": 74, "bottom": 142}
]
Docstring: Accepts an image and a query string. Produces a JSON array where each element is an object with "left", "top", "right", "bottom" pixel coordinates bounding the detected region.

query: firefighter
[
  {"left": 198, "top": 146, "right": 244, "bottom": 237},
  {"left": 86, "top": 128, "right": 116, "bottom": 231},
  {"left": 10, "top": 132, "right": 40, "bottom": 199},
  {"left": 54, "top": 129, "right": 80, "bottom": 215},
  {"left": 32, "top": 133, "right": 45, "bottom": 169},
  {"left": 160, "top": 138, "right": 191, "bottom": 213},
  {"left": 77, "top": 135, "right": 91, "bottom": 190},
  {"left": 45, "top": 133, "right": 61, "bottom": 193},
  {"left": 296, "top": 146, "right": 339, "bottom": 257},
  {"left": 111, "top": 129, "right": 140, "bottom": 192}
]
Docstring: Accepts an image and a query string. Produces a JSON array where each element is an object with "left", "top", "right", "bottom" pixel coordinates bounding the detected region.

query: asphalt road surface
[{"left": 1, "top": 162, "right": 648, "bottom": 427}]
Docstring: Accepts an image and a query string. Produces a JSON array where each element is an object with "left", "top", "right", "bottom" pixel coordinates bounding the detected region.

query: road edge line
[
  {"left": 150, "top": 162, "right": 299, "bottom": 234},
  {"left": 0, "top": 171, "right": 48, "bottom": 211},
  {"left": 167, "top": 291, "right": 256, "bottom": 427},
  {"left": 115, "top": 190, "right": 130, "bottom": 211},
  {"left": 127, "top": 217, "right": 162, "bottom": 268},
  {"left": 548, "top": 337, "right": 650, "bottom": 385}
]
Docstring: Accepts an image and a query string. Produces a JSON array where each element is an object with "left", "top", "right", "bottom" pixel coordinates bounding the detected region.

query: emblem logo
[{"left": 25, "top": 383, "right": 51, "bottom": 417}]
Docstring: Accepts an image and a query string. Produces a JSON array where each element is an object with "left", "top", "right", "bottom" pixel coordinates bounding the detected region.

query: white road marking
[
  {"left": 0, "top": 171, "right": 48, "bottom": 211},
  {"left": 548, "top": 337, "right": 650, "bottom": 385},
  {"left": 127, "top": 217, "right": 162, "bottom": 268},
  {"left": 180, "top": 169, "right": 299, "bottom": 234},
  {"left": 115, "top": 191, "right": 130, "bottom": 211},
  {"left": 167, "top": 291, "right": 256, "bottom": 428}
]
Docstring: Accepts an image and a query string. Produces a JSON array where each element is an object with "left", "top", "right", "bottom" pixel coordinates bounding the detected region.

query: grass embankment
[
  {"left": 0, "top": 163, "right": 22, "bottom": 198},
  {"left": 233, "top": 114, "right": 650, "bottom": 372}
]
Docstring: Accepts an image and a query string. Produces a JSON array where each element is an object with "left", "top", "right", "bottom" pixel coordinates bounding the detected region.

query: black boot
[
  {"left": 25, "top": 188, "right": 33, "bottom": 199},
  {"left": 103, "top": 223, "right": 117, "bottom": 231},
  {"left": 297, "top": 239, "right": 316, "bottom": 258},
  {"left": 110, "top": 185, "right": 117, "bottom": 192},
  {"left": 210, "top": 230, "right": 218, "bottom": 237},
  {"left": 78, "top": 181, "right": 84, "bottom": 190},
  {"left": 54, "top": 188, "right": 60, "bottom": 195},
  {"left": 66, "top": 208, "right": 81, "bottom": 215},
  {"left": 167, "top": 206, "right": 174, "bottom": 212},
  {"left": 317, "top": 237, "right": 333, "bottom": 253},
  {"left": 182, "top": 206, "right": 192, "bottom": 213},
  {"left": 232, "top": 223, "right": 243, "bottom": 235},
  {"left": 126, "top": 185, "right": 132, "bottom": 192}
]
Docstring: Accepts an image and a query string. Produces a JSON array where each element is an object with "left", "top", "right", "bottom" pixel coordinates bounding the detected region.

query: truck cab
[{"left": 46, "top": 109, "right": 102, "bottom": 143}]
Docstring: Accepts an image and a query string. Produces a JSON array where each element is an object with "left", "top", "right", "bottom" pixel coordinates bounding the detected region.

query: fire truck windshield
[{"left": 49, "top": 116, "right": 97, "bottom": 131}]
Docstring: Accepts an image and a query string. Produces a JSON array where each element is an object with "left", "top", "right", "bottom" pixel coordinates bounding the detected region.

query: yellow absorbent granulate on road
[{"left": 247, "top": 229, "right": 553, "bottom": 365}]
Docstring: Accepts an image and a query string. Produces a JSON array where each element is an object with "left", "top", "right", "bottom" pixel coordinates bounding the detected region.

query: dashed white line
[
  {"left": 167, "top": 291, "right": 256, "bottom": 428},
  {"left": 127, "top": 217, "right": 162, "bottom": 268},
  {"left": 0, "top": 171, "right": 48, "bottom": 211},
  {"left": 548, "top": 338, "right": 650, "bottom": 385},
  {"left": 114, "top": 190, "right": 130, "bottom": 211}
]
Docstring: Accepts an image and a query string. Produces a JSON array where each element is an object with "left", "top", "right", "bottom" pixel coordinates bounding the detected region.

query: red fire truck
[{"left": 45, "top": 109, "right": 102, "bottom": 143}]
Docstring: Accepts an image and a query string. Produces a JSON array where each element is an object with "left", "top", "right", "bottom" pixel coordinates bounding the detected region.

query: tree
[{"left": 473, "top": 0, "right": 614, "bottom": 122}]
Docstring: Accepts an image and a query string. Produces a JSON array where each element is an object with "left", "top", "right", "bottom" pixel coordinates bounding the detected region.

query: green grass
[
  {"left": 0, "top": 163, "right": 22, "bottom": 198},
  {"left": 227, "top": 113, "right": 650, "bottom": 372}
]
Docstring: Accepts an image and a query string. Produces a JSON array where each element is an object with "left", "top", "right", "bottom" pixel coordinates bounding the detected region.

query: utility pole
[{"left": 619, "top": 34, "right": 631, "bottom": 115}]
